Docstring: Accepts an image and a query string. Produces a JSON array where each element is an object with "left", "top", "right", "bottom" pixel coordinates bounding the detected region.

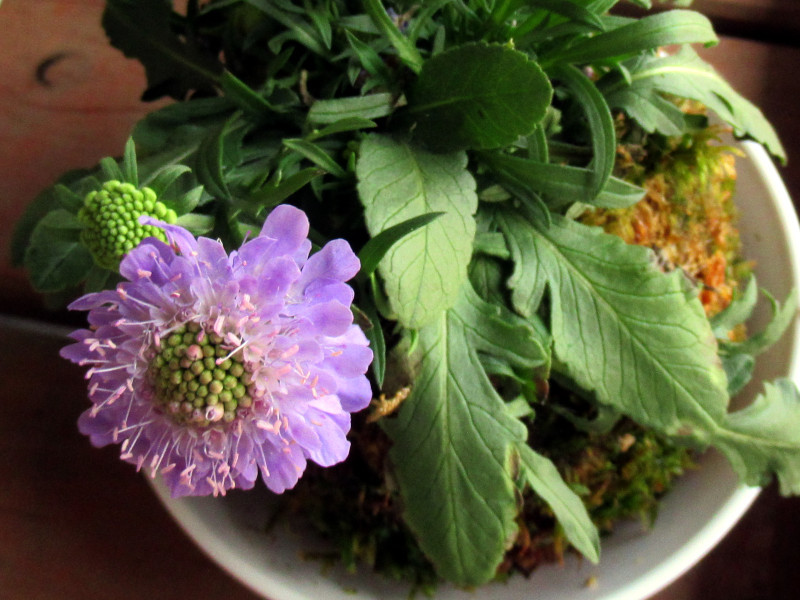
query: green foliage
[
  {"left": 514, "top": 443, "right": 600, "bottom": 563},
  {"left": 408, "top": 43, "right": 553, "bottom": 151},
  {"left": 13, "top": 0, "right": 799, "bottom": 590},
  {"left": 103, "top": 0, "right": 223, "bottom": 100},
  {"left": 600, "top": 47, "right": 786, "bottom": 161},
  {"left": 716, "top": 379, "right": 800, "bottom": 494},
  {"left": 356, "top": 134, "right": 477, "bottom": 328},
  {"left": 383, "top": 285, "right": 550, "bottom": 585}
]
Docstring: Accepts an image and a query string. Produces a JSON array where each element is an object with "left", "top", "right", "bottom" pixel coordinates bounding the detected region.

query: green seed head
[
  {"left": 149, "top": 324, "right": 255, "bottom": 427},
  {"left": 78, "top": 180, "right": 178, "bottom": 270}
]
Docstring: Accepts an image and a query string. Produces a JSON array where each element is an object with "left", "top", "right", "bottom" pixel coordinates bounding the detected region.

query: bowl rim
[{"left": 149, "top": 139, "right": 800, "bottom": 600}]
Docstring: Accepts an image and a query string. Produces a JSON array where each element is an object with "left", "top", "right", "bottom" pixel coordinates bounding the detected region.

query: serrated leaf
[
  {"left": 514, "top": 443, "right": 600, "bottom": 563},
  {"left": 383, "top": 285, "right": 549, "bottom": 585},
  {"left": 308, "top": 94, "right": 395, "bottom": 124},
  {"left": 721, "top": 288, "right": 798, "bottom": 357},
  {"left": 601, "top": 47, "right": 785, "bottom": 161},
  {"left": 408, "top": 43, "right": 552, "bottom": 152},
  {"left": 544, "top": 10, "right": 718, "bottom": 67},
  {"left": 24, "top": 210, "right": 94, "bottom": 293},
  {"left": 716, "top": 379, "right": 800, "bottom": 494},
  {"left": 356, "top": 134, "right": 477, "bottom": 328},
  {"left": 498, "top": 205, "right": 729, "bottom": 435},
  {"left": 607, "top": 87, "right": 687, "bottom": 136},
  {"left": 103, "top": 0, "right": 222, "bottom": 100}
]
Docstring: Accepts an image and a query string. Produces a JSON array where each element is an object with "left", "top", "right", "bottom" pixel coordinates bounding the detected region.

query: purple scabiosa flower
[{"left": 61, "top": 205, "right": 373, "bottom": 498}]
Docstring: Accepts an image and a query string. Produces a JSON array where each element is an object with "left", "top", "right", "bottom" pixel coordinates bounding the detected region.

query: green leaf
[
  {"left": 308, "top": 94, "right": 395, "bottom": 124},
  {"left": 543, "top": 10, "right": 717, "bottom": 67},
  {"left": 220, "top": 70, "right": 277, "bottom": 117},
  {"left": 358, "top": 212, "right": 444, "bottom": 277},
  {"left": 196, "top": 124, "right": 233, "bottom": 200},
  {"left": 363, "top": 0, "right": 423, "bottom": 73},
  {"left": 24, "top": 210, "right": 94, "bottom": 293},
  {"left": 716, "top": 379, "right": 800, "bottom": 494},
  {"left": 283, "top": 139, "right": 348, "bottom": 178},
  {"left": 356, "top": 134, "right": 477, "bottom": 328},
  {"left": 345, "top": 29, "right": 393, "bottom": 84},
  {"left": 498, "top": 205, "right": 728, "bottom": 435},
  {"left": 550, "top": 64, "right": 616, "bottom": 198},
  {"left": 518, "top": 0, "right": 606, "bottom": 33},
  {"left": 357, "top": 289, "right": 387, "bottom": 386},
  {"left": 122, "top": 138, "right": 139, "bottom": 186},
  {"left": 711, "top": 276, "right": 758, "bottom": 338},
  {"left": 514, "top": 443, "right": 600, "bottom": 563},
  {"left": 606, "top": 86, "right": 688, "bottom": 136},
  {"left": 247, "top": 167, "right": 324, "bottom": 211},
  {"left": 721, "top": 352, "right": 755, "bottom": 396},
  {"left": 721, "top": 289, "right": 798, "bottom": 357},
  {"left": 482, "top": 152, "right": 645, "bottom": 209},
  {"left": 383, "top": 284, "right": 549, "bottom": 586},
  {"left": 307, "top": 118, "right": 377, "bottom": 141},
  {"left": 243, "top": 0, "right": 330, "bottom": 57},
  {"left": 103, "top": 0, "right": 222, "bottom": 100},
  {"left": 408, "top": 43, "right": 552, "bottom": 152},
  {"left": 602, "top": 47, "right": 785, "bottom": 162},
  {"left": 175, "top": 213, "right": 215, "bottom": 235}
]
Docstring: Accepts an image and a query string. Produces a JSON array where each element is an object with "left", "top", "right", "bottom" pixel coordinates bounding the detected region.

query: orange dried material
[{"left": 583, "top": 133, "right": 743, "bottom": 318}]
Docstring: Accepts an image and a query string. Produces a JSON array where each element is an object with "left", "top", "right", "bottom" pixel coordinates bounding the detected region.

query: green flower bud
[{"left": 78, "top": 179, "right": 176, "bottom": 270}]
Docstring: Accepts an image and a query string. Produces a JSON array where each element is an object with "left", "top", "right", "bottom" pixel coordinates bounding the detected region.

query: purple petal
[
  {"left": 297, "top": 239, "right": 360, "bottom": 291},
  {"left": 260, "top": 205, "right": 310, "bottom": 259}
]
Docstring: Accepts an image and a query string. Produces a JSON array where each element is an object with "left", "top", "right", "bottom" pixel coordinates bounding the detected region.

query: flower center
[
  {"left": 150, "top": 322, "right": 255, "bottom": 426},
  {"left": 79, "top": 180, "right": 178, "bottom": 269}
]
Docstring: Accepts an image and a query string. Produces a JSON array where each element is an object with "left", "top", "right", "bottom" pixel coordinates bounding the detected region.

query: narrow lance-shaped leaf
[
  {"left": 482, "top": 151, "right": 645, "bottom": 210},
  {"left": 356, "top": 134, "right": 477, "bottom": 328},
  {"left": 362, "top": 0, "right": 423, "bottom": 73},
  {"left": 542, "top": 10, "right": 718, "bottom": 67},
  {"left": 308, "top": 94, "right": 395, "bottom": 124},
  {"left": 307, "top": 117, "right": 377, "bottom": 140},
  {"left": 549, "top": 64, "right": 616, "bottom": 198},
  {"left": 514, "top": 443, "right": 600, "bottom": 563},
  {"left": 383, "top": 284, "right": 551, "bottom": 586},
  {"left": 357, "top": 212, "right": 444, "bottom": 277},
  {"left": 408, "top": 43, "right": 553, "bottom": 152},
  {"left": 282, "top": 139, "right": 348, "bottom": 178}
]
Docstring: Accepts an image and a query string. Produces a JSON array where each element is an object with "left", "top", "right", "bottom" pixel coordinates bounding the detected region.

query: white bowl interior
[{"left": 151, "top": 140, "right": 800, "bottom": 600}]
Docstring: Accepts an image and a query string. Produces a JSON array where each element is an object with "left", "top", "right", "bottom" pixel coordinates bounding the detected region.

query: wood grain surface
[{"left": 1, "top": 2, "right": 800, "bottom": 600}]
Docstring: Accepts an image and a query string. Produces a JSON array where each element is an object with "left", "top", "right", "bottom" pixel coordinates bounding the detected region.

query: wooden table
[{"left": 1, "top": 1, "right": 800, "bottom": 599}]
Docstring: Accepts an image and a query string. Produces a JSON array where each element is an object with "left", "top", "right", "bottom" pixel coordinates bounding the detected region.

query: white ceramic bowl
[{"left": 151, "top": 140, "right": 800, "bottom": 600}]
